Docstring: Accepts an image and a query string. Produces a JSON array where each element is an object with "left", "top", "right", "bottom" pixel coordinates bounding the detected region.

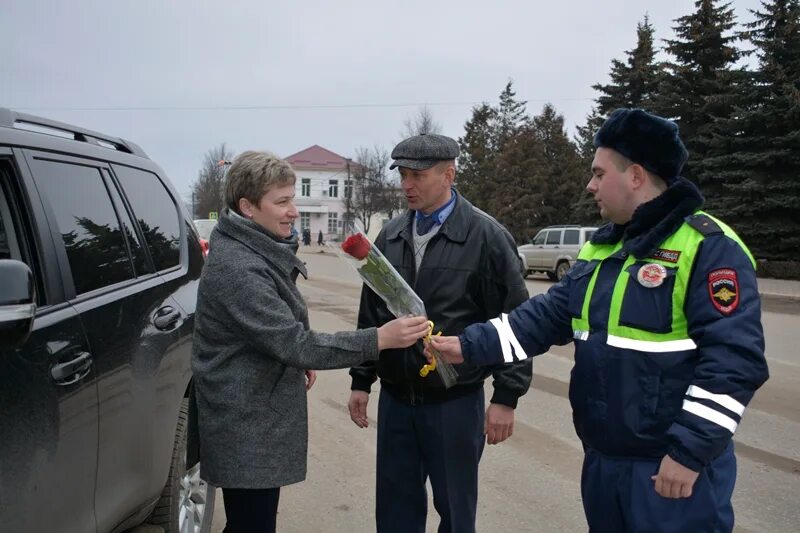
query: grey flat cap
[{"left": 390, "top": 133, "right": 460, "bottom": 170}]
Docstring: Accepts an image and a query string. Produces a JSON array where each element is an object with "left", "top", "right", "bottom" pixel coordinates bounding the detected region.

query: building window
[
  {"left": 300, "top": 212, "right": 310, "bottom": 230},
  {"left": 329, "top": 179, "right": 338, "bottom": 198},
  {"left": 301, "top": 178, "right": 311, "bottom": 197},
  {"left": 327, "top": 212, "right": 338, "bottom": 234},
  {"left": 344, "top": 180, "right": 353, "bottom": 199}
]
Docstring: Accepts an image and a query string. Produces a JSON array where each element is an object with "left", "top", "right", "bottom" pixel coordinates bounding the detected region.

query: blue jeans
[
  {"left": 581, "top": 442, "right": 736, "bottom": 532},
  {"left": 376, "top": 387, "right": 485, "bottom": 533}
]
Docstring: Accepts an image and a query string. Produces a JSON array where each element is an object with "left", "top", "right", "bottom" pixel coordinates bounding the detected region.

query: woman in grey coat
[{"left": 192, "top": 150, "right": 429, "bottom": 533}]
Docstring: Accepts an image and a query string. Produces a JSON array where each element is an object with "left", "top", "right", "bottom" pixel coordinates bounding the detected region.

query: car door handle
[
  {"left": 153, "top": 306, "right": 181, "bottom": 331},
  {"left": 51, "top": 351, "right": 92, "bottom": 385}
]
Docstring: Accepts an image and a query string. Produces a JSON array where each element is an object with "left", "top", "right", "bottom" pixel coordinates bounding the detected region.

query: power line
[{"left": 12, "top": 97, "right": 595, "bottom": 113}]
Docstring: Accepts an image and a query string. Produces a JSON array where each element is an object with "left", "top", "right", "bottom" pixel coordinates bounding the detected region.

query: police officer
[
  {"left": 349, "top": 133, "right": 531, "bottom": 533},
  {"left": 429, "top": 109, "right": 769, "bottom": 532}
]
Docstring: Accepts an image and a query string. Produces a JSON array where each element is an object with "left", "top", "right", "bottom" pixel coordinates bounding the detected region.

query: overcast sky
[{"left": 2, "top": 0, "right": 762, "bottom": 199}]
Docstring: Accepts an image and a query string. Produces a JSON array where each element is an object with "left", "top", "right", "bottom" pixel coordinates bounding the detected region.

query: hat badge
[{"left": 637, "top": 263, "right": 667, "bottom": 288}]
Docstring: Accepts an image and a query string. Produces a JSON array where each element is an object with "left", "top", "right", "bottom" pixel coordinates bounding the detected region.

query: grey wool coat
[{"left": 191, "top": 210, "right": 379, "bottom": 488}]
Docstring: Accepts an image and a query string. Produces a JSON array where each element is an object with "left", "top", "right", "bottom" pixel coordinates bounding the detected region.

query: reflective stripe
[
  {"left": 686, "top": 385, "right": 746, "bottom": 416},
  {"left": 683, "top": 399, "right": 738, "bottom": 434},
  {"left": 607, "top": 334, "right": 696, "bottom": 353},
  {"left": 489, "top": 313, "right": 529, "bottom": 362},
  {"left": 573, "top": 330, "right": 589, "bottom": 341}
]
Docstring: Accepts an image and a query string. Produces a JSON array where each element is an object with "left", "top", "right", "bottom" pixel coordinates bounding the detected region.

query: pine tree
[
  {"left": 701, "top": 0, "right": 800, "bottom": 260},
  {"left": 653, "top": 0, "right": 744, "bottom": 187},
  {"left": 593, "top": 15, "right": 662, "bottom": 115},
  {"left": 457, "top": 82, "right": 528, "bottom": 214},
  {"left": 457, "top": 103, "right": 497, "bottom": 211}
]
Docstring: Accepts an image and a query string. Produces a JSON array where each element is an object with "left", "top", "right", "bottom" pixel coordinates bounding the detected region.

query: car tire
[
  {"left": 148, "top": 398, "right": 215, "bottom": 533},
  {"left": 555, "top": 261, "right": 570, "bottom": 282},
  {"left": 546, "top": 271, "right": 558, "bottom": 281}
]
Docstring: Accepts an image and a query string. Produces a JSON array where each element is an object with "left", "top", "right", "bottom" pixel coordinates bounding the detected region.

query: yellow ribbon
[{"left": 419, "top": 320, "right": 441, "bottom": 377}]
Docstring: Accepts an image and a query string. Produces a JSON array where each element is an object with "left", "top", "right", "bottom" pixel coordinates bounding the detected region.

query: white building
[{"left": 286, "top": 145, "right": 353, "bottom": 243}]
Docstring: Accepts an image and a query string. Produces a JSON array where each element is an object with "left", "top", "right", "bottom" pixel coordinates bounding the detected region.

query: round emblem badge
[{"left": 637, "top": 263, "right": 667, "bottom": 288}]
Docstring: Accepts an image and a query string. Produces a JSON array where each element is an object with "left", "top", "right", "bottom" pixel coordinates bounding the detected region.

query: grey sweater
[{"left": 191, "top": 209, "right": 378, "bottom": 488}]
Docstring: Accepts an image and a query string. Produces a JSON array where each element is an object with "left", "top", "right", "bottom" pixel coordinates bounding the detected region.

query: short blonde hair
[{"left": 224, "top": 150, "right": 296, "bottom": 214}]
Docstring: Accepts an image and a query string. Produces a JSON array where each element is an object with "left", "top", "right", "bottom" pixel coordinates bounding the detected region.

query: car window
[
  {"left": 104, "top": 170, "right": 152, "bottom": 276},
  {"left": 113, "top": 165, "right": 181, "bottom": 271},
  {"left": 584, "top": 229, "right": 596, "bottom": 241},
  {"left": 29, "top": 157, "right": 135, "bottom": 294},
  {"left": 0, "top": 181, "right": 15, "bottom": 261},
  {"left": 546, "top": 230, "right": 562, "bottom": 245},
  {"left": 533, "top": 231, "right": 547, "bottom": 245},
  {"left": 563, "top": 229, "right": 580, "bottom": 245}
]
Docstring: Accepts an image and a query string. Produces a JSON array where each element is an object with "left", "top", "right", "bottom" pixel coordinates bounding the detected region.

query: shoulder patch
[
  {"left": 686, "top": 214, "right": 724, "bottom": 236},
  {"left": 708, "top": 268, "right": 739, "bottom": 315}
]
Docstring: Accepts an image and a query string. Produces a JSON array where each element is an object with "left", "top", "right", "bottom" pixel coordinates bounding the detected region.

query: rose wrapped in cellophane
[{"left": 340, "top": 229, "right": 458, "bottom": 388}]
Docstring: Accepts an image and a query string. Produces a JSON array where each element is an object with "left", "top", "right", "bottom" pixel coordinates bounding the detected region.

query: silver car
[{"left": 518, "top": 225, "right": 597, "bottom": 281}]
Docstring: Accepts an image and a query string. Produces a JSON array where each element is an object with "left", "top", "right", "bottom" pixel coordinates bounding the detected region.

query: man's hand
[
  {"left": 427, "top": 336, "right": 464, "bottom": 364},
  {"left": 305, "top": 370, "right": 317, "bottom": 391},
  {"left": 348, "top": 390, "right": 370, "bottom": 428},
  {"left": 651, "top": 454, "right": 700, "bottom": 498},
  {"left": 485, "top": 403, "right": 515, "bottom": 445}
]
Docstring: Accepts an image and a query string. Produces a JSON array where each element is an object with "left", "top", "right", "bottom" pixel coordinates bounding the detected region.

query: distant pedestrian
[
  {"left": 317, "top": 229, "right": 324, "bottom": 246},
  {"left": 303, "top": 228, "right": 311, "bottom": 246}
]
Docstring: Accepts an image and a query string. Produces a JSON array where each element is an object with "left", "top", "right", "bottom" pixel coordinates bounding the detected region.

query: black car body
[{"left": 0, "top": 108, "right": 213, "bottom": 532}]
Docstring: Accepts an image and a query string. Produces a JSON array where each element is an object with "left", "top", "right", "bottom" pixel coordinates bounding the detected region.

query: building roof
[{"left": 285, "top": 144, "right": 351, "bottom": 171}]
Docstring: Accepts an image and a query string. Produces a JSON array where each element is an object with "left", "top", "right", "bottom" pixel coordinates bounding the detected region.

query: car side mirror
[{"left": 0, "top": 259, "right": 36, "bottom": 349}]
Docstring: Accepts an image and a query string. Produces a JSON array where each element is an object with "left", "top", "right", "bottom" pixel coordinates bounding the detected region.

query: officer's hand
[
  {"left": 348, "top": 390, "right": 370, "bottom": 428},
  {"left": 428, "top": 336, "right": 464, "bottom": 364},
  {"left": 651, "top": 454, "right": 699, "bottom": 498},
  {"left": 485, "top": 403, "right": 515, "bottom": 445}
]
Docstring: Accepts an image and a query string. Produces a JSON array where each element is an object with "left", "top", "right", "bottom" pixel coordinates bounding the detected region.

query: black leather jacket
[{"left": 350, "top": 193, "right": 532, "bottom": 407}]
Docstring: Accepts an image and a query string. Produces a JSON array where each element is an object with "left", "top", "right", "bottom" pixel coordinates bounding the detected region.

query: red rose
[{"left": 342, "top": 233, "right": 371, "bottom": 260}]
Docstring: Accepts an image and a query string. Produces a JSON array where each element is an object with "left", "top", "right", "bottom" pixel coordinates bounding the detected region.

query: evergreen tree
[
  {"left": 490, "top": 105, "right": 587, "bottom": 243},
  {"left": 457, "top": 103, "right": 497, "bottom": 211},
  {"left": 531, "top": 105, "right": 590, "bottom": 231},
  {"left": 457, "top": 82, "right": 527, "bottom": 214},
  {"left": 593, "top": 15, "right": 662, "bottom": 115},
  {"left": 702, "top": 0, "right": 800, "bottom": 260},
  {"left": 494, "top": 81, "right": 528, "bottom": 150},
  {"left": 653, "top": 0, "right": 744, "bottom": 186}
]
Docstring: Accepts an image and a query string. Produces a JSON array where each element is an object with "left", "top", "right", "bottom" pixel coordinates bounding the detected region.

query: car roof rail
[
  {"left": 0, "top": 107, "right": 149, "bottom": 159},
  {"left": 546, "top": 224, "right": 581, "bottom": 229}
]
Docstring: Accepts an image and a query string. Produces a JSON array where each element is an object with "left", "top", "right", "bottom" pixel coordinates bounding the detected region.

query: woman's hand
[
  {"left": 305, "top": 370, "right": 317, "bottom": 390},
  {"left": 377, "top": 316, "right": 430, "bottom": 351}
]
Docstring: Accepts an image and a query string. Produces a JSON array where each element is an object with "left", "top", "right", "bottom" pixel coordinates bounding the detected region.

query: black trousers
[
  {"left": 376, "top": 387, "right": 485, "bottom": 533},
  {"left": 222, "top": 487, "right": 281, "bottom": 533}
]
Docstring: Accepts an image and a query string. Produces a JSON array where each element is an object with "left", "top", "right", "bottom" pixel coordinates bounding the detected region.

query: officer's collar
[{"left": 591, "top": 177, "right": 704, "bottom": 259}]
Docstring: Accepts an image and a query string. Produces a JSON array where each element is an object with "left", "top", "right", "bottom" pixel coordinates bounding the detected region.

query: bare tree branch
[
  {"left": 191, "top": 143, "right": 234, "bottom": 219},
  {"left": 400, "top": 106, "right": 442, "bottom": 138}
]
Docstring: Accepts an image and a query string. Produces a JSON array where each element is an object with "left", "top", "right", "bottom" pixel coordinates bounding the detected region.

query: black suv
[{"left": 0, "top": 108, "right": 214, "bottom": 532}]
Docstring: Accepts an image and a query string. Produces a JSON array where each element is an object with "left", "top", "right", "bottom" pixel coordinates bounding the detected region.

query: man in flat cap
[
  {"left": 429, "top": 110, "right": 769, "bottom": 532},
  {"left": 348, "top": 133, "right": 531, "bottom": 532}
]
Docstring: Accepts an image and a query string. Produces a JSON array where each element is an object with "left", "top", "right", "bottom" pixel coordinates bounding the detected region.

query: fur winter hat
[{"left": 594, "top": 108, "right": 688, "bottom": 182}]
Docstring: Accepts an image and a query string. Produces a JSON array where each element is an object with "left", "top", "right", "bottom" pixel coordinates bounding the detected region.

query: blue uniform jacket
[{"left": 460, "top": 178, "right": 769, "bottom": 471}]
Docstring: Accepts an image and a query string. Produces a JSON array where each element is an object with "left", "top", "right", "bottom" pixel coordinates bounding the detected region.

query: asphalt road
[{"left": 209, "top": 249, "right": 800, "bottom": 532}]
